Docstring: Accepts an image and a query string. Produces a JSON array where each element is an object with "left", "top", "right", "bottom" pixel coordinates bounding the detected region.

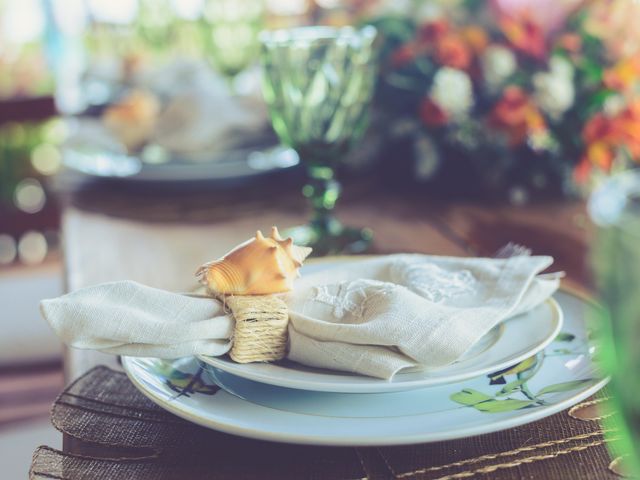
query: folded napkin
[
  {"left": 42, "top": 282, "right": 233, "bottom": 358},
  {"left": 41, "top": 254, "right": 560, "bottom": 379},
  {"left": 286, "top": 254, "right": 559, "bottom": 378}
]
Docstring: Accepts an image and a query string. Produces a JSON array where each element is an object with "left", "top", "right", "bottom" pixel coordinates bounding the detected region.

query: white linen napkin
[
  {"left": 41, "top": 281, "right": 233, "bottom": 358},
  {"left": 285, "top": 254, "right": 559, "bottom": 379},
  {"left": 40, "top": 254, "right": 559, "bottom": 379}
]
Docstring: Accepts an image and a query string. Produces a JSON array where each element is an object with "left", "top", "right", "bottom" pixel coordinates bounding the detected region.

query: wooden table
[{"left": 60, "top": 179, "right": 595, "bottom": 459}]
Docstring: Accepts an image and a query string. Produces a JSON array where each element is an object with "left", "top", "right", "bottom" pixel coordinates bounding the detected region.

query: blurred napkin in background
[
  {"left": 68, "top": 59, "right": 270, "bottom": 160},
  {"left": 145, "top": 60, "right": 268, "bottom": 155},
  {"left": 41, "top": 254, "right": 560, "bottom": 379}
]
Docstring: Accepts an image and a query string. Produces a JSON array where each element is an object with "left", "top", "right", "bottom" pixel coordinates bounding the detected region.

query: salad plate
[
  {"left": 122, "top": 290, "right": 605, "bottom": 446},
  {"left": 198, "top": 258, "right": 563, "bottom": 393}
]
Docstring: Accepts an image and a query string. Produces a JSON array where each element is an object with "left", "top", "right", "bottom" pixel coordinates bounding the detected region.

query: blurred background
[{"left": 2, "top": 0, "right": 639, "bottom": 476}]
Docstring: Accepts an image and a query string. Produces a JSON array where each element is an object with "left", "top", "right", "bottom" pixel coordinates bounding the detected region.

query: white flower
[
  {"left": 604, "top": 94, "right": 625, "bottom": 117},
  {"left": 429, "top": 67, "right": 473, "bottom": 119},
  {"left": 481, "top": 45, "right": 517, "bottom": 91},
  {"left": 533, "top": 56, "right": 575, "bottom": 120},
  {"left": 549, "top": 56, "right": 574, "bottom": 79}
]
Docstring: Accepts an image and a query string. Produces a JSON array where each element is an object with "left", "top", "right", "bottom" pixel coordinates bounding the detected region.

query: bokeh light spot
[
  {"left": 14, "top": 178, "right": 46, "bottom": 213},
  {"left": 0, "top": 235, "right": 17, "bottom": 265},
  {"left": 18, "top": 231, "right": 48, "bottom": 265},
  {"left": 31, "top": 143, "right": 62, "bottom": 175}
]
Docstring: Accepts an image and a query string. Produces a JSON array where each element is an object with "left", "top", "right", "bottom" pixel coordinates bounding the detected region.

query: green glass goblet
[
  {"left": 259, "top": 26, "right": 378, "bottom": 255},
  {"left": 201, "top": 0, "right": 264, "bottom": 85}
]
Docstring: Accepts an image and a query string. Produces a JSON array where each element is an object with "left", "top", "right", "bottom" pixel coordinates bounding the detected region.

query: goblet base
[{"left": 284, "top": 223, "right": 373, "bottom": 257}]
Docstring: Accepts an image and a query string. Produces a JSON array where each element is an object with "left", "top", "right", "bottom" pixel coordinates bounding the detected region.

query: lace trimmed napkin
[
  {"left": 41, "top": 254, "right": 559, "bottom": 380},
  {"left": 286, "top": 254, "right": 559, "bottom": 379}
]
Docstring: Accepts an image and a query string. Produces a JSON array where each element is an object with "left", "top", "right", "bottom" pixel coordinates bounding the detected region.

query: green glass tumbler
[
  {"left": 589, "top": 170, "right": 640, "bottom": 476},
  {"left": 259, "top": 26, "right": 378, "bottom": 255}
]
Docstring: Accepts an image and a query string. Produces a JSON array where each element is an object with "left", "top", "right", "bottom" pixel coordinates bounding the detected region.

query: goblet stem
[
  {"left": 283, "top": 153, "right": 372, "bottom": 256},
  {"left": 304, "top": 163, "right": 342, "bottom": 236}
]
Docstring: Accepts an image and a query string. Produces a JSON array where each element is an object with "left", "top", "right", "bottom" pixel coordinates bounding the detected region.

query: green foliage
[{"left": 365, "top": 16, "right": 415, "bottom": 46}]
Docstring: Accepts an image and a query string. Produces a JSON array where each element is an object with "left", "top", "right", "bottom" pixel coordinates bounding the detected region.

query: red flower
[
  {"left": 418, "top": 20, "right": 450, "bottom": 45},
  {"left": 420, "top": 98, "right": 448, "bottom": 127},
  {"left": 499, "top": 12, "right": 547, "bottom": 59}
]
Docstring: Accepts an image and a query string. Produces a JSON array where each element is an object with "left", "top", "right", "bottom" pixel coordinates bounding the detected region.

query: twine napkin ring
[{"left": 224, "top": 295, "right": 289, "bottom": 363}]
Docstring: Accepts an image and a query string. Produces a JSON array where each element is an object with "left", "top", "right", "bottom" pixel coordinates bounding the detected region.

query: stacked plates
[{"left": 122, "top": 258, "right": 607, "bottom": 446}]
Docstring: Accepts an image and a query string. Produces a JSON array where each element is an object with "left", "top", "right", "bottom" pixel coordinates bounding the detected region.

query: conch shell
[{"left": 196, "top": 227, "right": 312, "bottom": 295}]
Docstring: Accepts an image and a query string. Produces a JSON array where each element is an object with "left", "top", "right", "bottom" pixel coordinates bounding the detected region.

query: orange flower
[
  {"left": 490, "top": 86, "right": 546, "bottom": 146},
  {"left": 461, "top": 26, "right": 489, "bottom": 54},
  {"left": 557, "top": 33, "right": 582, "bottom": 53},
  {"left": 419, "top": 98, "right": 448, "bottom": 127},
  {"left": 435, "top": 34, "right": 472, "bottom": 70},
  {"left": 615, "top": 100, "right": 640, "bottom": 157},
  {"left": 603, "top": 57, "right": 640, "bottom": 92},
  {"left": 585, "top": 142, "right": 614, "bottom": 170},
  {"left": 579, "top": 100, "right": 640, "bottom": 178},
  {"left": 418, "top": 19, "right": 450, "bottom": 45},
  {"left": 576, "top": 112, "right": 618, "bottom": 182},
  {"left": 499, "top": 12, "right": 547, "bottom": 59}
]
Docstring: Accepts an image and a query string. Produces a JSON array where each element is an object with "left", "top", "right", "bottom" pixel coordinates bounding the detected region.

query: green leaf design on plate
[
  {"left": 552, "top": 348, "right": 573, "bottom": 355},
  {"left": 472, "top": 399, "right": 537, "bottom": 413},
  {"left": 450, "top": 389, "right": 537, "bottom": 412},
  {"left": 536, "top": 379, "right": 593, "bottom": 396},
  {"left": 450, "top": 389, "right": 493, "bottom": 406},
  {"left": 167, "top": 369, "right": 191, "bottom": 381},
  {"left": 489, "top": 356, "right": 537, "bottom": 384},
  {"left": 495, "top": 378, "right": 528, "bottom": 397},
  {"left": 164, "top": 367, "right": 221, "bottom": 398},
  {"left": 555, "top": 332, "right": 576, "bottom": 342}
]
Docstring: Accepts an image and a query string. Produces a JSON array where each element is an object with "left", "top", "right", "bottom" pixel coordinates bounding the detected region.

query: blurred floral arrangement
[{"left": 361, "top": 0, "right": 640, "bottom": 201}]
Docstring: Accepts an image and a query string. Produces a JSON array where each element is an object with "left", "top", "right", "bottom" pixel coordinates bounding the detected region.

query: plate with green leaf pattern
[{"left": 122, "top": 289, "right": 607, "bottom": 446}]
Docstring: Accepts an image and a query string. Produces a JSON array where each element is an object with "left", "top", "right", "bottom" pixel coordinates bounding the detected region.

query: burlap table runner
[{"left": 30, "top": 366, "right": 624, "bottom": 479}]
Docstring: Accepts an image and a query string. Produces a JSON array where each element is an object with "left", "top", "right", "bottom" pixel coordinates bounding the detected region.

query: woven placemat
[{"left": 30, "top": 366, "right": 623, "bottom": 480}]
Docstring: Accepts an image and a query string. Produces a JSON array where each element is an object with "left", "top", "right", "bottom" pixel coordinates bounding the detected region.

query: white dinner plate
[
  {"left": 122, "top": 290, "right": 606, "bottom": 446},
  {"left": 198, "top": 258, "right": 563, "bottom": 393}
]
